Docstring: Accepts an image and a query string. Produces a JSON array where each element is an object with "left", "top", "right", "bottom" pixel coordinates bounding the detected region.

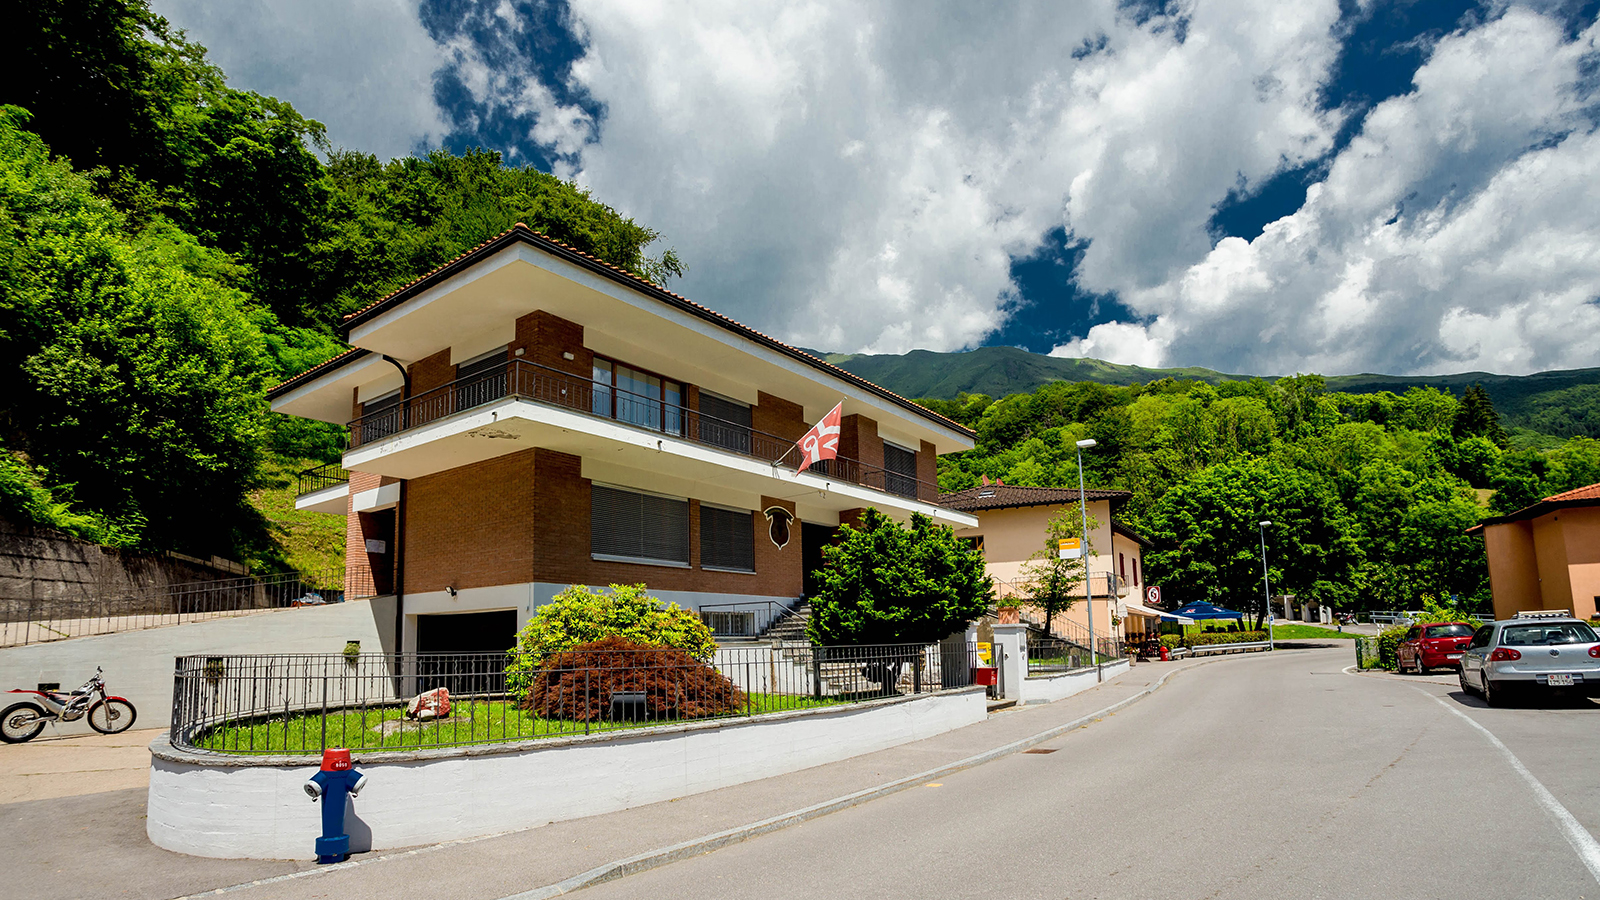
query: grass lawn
[
  {"left": 1271, "top": 624, "right": 1359, "bottom": 640},
  {"left": 248, "top": 456, "right": 346, "bottom": 574},
  {"left": 195, "top": 693, "right": 848, "bottom": 754}
]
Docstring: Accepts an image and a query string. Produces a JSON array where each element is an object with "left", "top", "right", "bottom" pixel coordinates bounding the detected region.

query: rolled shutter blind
[
  {"left": 591, "top": 485, "right": 688, "bottom": 564},
  {"left": 700, "top": 506, "right": 754, "bottom": 571},
  {"left": 883, "top": 443, "right": 917, "bottom": 498},
  {"left": 698, "top": 393, "right": 752, "bottom": 455}
]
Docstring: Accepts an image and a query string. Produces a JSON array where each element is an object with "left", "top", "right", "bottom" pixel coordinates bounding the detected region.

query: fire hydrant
[
  {"left": 303, "top": 748, "right": 368, "bottom": 863},
  {"left": 1159, "top": 645, "right": 1170, "bottom": 662}
]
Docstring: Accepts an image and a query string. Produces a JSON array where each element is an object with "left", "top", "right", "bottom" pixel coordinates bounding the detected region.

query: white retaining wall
[
  {"left": 0, "top": 598, "right": 395, "bottom": 732},
  {"left": 1018, "top": 658, "right": 1131, "bottom": 705},
  {"left": 147, "top": 687, "right": 987, "bottom": 859}
]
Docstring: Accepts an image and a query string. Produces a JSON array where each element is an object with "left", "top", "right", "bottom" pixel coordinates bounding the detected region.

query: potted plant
[{"left": 997, "top": 601, "right": 1021, "bottom": 625}]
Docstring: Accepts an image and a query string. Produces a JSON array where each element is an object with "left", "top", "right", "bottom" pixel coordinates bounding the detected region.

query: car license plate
[
  {"left": 1447, "top": 653, "right": 1462, "bottom": 660},
  {"left": 1547, "top": 673, "right": 1574, "bottom": 687}
]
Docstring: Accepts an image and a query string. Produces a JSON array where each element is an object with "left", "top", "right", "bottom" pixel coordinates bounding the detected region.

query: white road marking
[{"left": 1416, "top": 688, "right": 1600, "bottom": 885}]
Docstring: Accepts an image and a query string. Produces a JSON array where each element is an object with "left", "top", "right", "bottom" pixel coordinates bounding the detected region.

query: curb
[{"left": 501, "top": 658, "right": 1216, "bottom": 900}]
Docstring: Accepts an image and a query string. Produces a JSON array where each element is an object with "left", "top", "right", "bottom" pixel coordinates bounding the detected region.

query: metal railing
[
  {"left": 296, "top": 462, "right": 349, "bottom": 496},
  {"left": 171, "top": 641, "right": 990, "bottom": 755},
  {"left": 993, "top": 571, "right": 1127, "bottom": 603},
  {"left": 698, "top": 600, "right": 800, "bottom": 639},
  {"left": 1027, "top": 619, "right": 1124, "bottom": 675},
  {"left": 344, "top": 359, "right": 942, "bottom": 503},
  {"left": 1, "top": 564, "right": 375, "bottom": 648}
]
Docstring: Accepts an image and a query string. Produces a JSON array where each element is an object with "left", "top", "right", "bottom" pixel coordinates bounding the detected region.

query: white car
[{"left": 1458, "top": 612, "right": 1600, "bottom": 706}]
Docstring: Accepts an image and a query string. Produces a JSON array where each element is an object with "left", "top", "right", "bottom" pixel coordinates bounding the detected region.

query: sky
[{"left": 150, "top": 0, "right": 1600, "bottom": 377}]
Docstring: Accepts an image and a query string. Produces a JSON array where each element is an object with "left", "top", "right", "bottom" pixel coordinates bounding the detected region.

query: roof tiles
[{"left": 940, "top": 483, "right": 1131, "bottom": 512}]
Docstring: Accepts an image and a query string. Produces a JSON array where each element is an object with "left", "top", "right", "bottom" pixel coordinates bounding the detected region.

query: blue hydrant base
[{"left": 315, "top": 835, "right": 350, "bottom": 863}]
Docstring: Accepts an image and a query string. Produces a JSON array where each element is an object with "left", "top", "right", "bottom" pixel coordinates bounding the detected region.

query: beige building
[
  {"left": 1468, "top": 482, "right": 1600, "bottom": 621},
  {"left": 941, "top": 483, "right": 1157, "bottom": 645}
]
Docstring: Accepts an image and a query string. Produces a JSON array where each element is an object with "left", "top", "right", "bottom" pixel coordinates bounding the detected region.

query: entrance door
[
  {"left": 415, "top": 610, "right": 517, "bottom": 695},
  {"left": 802, "top": 522, "right": 837, "bottom": 597}
]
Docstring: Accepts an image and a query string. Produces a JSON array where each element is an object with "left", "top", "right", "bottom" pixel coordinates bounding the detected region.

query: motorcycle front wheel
[
  {"left": 1, "top": 702, "right": 47, "bottom": 743},
  {"left": 88, "top": 699, "right": 137, "bottom": 735}
]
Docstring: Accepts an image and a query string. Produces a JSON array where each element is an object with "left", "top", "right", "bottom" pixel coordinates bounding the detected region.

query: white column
[{"left": 991, "top": 622, "right": 1028, "bottom": 701}]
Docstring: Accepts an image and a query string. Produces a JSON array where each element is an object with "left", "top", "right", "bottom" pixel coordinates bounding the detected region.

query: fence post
[
  {"left": 991, "top": 622, "right": 1027, "bottom": 701},
  {"left": 812, "top": 648, "right": 823, "bottom": 701}
]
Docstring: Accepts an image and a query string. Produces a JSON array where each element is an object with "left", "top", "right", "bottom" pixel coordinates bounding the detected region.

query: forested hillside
[
  {"left": 828, "top": 346, "right": 1600, "bottom": 442},
  {"left": 922, "top": 377, "right": 1600, "bottom": 613},
  {"left": 2, "top": 0, "right": 680, "bottom": 568}
]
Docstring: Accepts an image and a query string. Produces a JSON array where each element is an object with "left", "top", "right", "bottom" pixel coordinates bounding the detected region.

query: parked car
[
  {"left": 1458, "top": 613, "right": 1600, "bottom": 706},
  {"left": 1396, "top": 622, "right": 1476, "bottom": 674}
]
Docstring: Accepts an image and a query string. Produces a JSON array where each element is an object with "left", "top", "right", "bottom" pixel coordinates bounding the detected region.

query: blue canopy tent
[{"left": 1170, "top": 601, "right": 1245, "bottom": 621}]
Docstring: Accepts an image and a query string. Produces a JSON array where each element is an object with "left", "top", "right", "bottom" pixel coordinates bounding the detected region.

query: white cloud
[
  {"left": 1050, "top": 320, "right": 1171, "bottom": 368},
  {"left": 549, "top": 0, "right": 1346, "bottom": 355},
  {"left": 149, "top": 0, "right": 448, "bottom": 159},
  {"left": 1120, "top": 7, "right": 1600, "bottom": 374}
]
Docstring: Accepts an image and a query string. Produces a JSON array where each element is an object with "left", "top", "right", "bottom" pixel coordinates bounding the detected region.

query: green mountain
[{"left": 817, "top": 346, "right": 1600, "bottom": 439}]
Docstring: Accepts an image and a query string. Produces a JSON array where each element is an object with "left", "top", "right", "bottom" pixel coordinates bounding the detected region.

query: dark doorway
[
  {"left": 416, "top": 610, "right": 517, "bottom": 695},
  {"left": 802, "top": 522, "right": 837, "bottom": 597},
  {"left": 359, "top": 508, "right": 396, "bottom": 595}
]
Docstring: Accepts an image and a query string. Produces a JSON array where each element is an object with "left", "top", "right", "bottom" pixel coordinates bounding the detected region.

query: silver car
[{"left": 1458, "top": 613, "right": 1600, "bottom": 706}]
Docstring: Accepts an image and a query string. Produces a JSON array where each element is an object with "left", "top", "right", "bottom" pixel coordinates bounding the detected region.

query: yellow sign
[
  {"left": 1058, "top": 538, "right": 1082, "bottom": 560},
  {"left": 976, "top": 641, "right": 992, "bottom": 665}
]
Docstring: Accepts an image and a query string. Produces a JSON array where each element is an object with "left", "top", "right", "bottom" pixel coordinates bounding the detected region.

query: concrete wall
[
  {"left": 0, "top": 598, "right": 395, "bottom": 732},
  {"left": 147, "top": 687, "right": 988, "bottom": 859},
  {"left": 1019, "top": 658, "right": 1131, "bottom": 706}
]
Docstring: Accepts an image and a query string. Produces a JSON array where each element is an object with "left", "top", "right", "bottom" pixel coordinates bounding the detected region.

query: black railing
[
  {"left": 296, "top": 462, "right": 349, "bottom": 497},
  {"left": 698, "top": 600, "right": 800, "bottom": 638},
  {"left": 171, "top": 642, "right": 989, "bottom": 755},
  {"left": 0, "top": 564, "right": 375, "bottom": 648},
  {"left": 345, "top": 359, "right": 942, "bottom": 503}
]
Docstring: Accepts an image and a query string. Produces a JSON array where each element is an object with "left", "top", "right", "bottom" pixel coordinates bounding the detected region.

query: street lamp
[
  {"left": 1258, "top": 520, "right": 1274, "bottom": 652},
  {"left": 1077, "top": 439, "right": 1098, "bottom": 665}
]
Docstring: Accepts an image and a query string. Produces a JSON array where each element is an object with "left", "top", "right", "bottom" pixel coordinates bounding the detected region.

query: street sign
[
  {"left": 1057, "top": 538, "right": 1082, "bottom": 560},
  {"left": 1146, "top": 585, "right": 1161, "bottom": 605}
]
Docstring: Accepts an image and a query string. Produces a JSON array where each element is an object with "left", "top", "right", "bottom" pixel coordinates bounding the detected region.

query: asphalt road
[{"left": 574, "top": 646, "right": 1600, "bottom": 900}]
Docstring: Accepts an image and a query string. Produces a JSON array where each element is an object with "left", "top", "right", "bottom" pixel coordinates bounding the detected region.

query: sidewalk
[{"left": 1, "top": 655, "right": 1230, "bottom": 900}]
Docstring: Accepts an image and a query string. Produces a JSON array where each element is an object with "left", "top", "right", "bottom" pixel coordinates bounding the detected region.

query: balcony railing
[
  {"left": 296, "top": 462, "right": 349, "bottom": 497},
  {"left": 346, "top": 359, "right": 941, "bottom": 503}
]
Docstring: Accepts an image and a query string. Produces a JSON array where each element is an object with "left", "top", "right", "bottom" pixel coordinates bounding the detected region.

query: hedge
[{"left": 1160, "top": 631, "right": 1269, "bottom": 649}]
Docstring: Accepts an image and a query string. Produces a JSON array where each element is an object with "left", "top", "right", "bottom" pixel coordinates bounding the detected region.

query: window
[
  {"left": 1425, "top": 623, "right": 1474, "bottom": 638},
  {"left": 591, "top": 357, "right": 683, "bottom": 435},
  {"left": 700, "top": 504, "right": 755, "bottom": 572},
  {"left": 1133, "top": 558, "right": 1140, "bottom": 587},
  {"left": 454, "top": 347, "right": 508, "bottom": 412},
  {"left": 883, "top": 442, "right": 917, "bottom": 498},
  {"left": 360, "top": 390, "right": 403, "bottom": 443},
  {"left": 962, "top": 535, "right": 985, "bottom": 554},
  {"left": 698, "top": 392, "right": 752, "bottom": 455},
  {"left": 1119, "top": 553, "right": 1126, "bottom": 581},
  {"left": 590, "top": 485, "right": 690, "bottom": 566},
  {"left": 1468, "top": 626, "right": 1492, "bottom": 649}
]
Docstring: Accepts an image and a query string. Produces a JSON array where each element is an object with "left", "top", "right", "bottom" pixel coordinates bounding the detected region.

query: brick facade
[
  {"left": 407, "top": 348, "right": 454, "bottom": 395},
  {"left": 753, "top": 391, "right": 806, "bottom": 442},
  {"left": 918, "top": 440, "right": 938, "bottom": 502},
  {"left": 513, "top": 310, "right": 591, "bottom": 379},
  {"left": 402, "top": 447, "right": 803, "bottom": 599}
]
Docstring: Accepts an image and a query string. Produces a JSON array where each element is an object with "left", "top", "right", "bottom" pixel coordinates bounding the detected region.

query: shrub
[
  {"left": 1161, "top": 631, "right": 1268, "bottom": 648},
  {"left": 522, "top": 636, "right": 745, "bottom": 722},
  {"left": 1377, "top": 625, "right": 1411, "bottom": 670}
]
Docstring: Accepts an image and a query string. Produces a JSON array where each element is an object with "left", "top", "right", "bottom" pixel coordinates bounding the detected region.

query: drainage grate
[{"left": 1023, "top": 748, "right": 1057, "bottom": 754}]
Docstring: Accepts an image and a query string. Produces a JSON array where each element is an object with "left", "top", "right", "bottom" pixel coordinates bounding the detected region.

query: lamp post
[
  {"left": 1077, "top": 439, "right": 1098, "bottom": 665},
  {"left": 1258, "top": 520, "right": 1274, "bottom": 651}
]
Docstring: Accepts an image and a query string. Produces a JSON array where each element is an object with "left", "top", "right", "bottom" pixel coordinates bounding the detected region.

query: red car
[{"left": 1397, "top": 622, "right": 1476, "bottom": 673}]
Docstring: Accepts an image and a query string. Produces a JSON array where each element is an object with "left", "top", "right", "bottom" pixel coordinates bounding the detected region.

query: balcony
[
  {"left": 293, "top": 462, "right": 349, "bottom": 514},
  {"left": 341, "top": 359, "right": 970, "bottom": 524}
]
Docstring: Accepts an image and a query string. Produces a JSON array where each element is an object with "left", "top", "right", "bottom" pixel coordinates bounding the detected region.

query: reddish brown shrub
[{"left": 523, "top": 636, "right": 746, "bottom": 722}]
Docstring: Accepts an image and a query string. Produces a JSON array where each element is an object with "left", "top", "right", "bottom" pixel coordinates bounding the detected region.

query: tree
[
  {"left": 1453, "top": 384, "right": 1508, "bottom": 447},
  {"left": 1017, "top": 506, "right": 1099, "bottom": 636},
  {"left": 808, "top": 509, "right": 991, "bottom": 646}
]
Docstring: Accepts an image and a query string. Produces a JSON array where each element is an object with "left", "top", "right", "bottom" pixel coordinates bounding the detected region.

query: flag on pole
[{"left": 796, "top": 402, "right": 843, "bottom": 473}]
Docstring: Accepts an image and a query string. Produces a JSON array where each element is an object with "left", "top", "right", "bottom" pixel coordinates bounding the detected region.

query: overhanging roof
[
  {"left": 322, "top": 223, "right": 972, "bottom": 442},
  {"left": 1466, "top": 480, "right": 1600, "bottom": 534}
]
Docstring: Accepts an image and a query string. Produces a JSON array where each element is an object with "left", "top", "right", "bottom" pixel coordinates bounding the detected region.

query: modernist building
[
  {"left": 1468, "top": 482, "right": 1600, "bottom": 621},
  {"left": 940, "top": 483, "right": 1158, "bottom": 643},
  {"left": 269, "top": 224, "right": 978, "bottom": 655}
]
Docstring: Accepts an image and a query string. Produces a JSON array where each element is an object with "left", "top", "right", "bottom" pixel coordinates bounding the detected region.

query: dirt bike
[{"left": 1, "top": 667, "right": 137, "bottom": 743}]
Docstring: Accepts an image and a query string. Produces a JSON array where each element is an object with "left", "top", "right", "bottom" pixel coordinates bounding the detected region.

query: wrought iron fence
[
  {"left": 0, "top": 564, "right": 375, "bottom": 648},
  {"left": 343, "top": 359, "right": 942, "bottom": 503},
  {"left": 172, "top": 641, "right": 989, "bottom": 755},
  {"left": 1026, "top": 618, "right": 1124, "bottom": 675}
]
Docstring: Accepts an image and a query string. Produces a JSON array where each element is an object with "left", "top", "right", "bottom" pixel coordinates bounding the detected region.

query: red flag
[{"left": 796, "top": 402, "right": 843, "bottom": 473}]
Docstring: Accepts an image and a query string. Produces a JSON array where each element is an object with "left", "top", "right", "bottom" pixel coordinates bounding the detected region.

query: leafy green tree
[
  {"left": 808, "top": 509, "right": 991, "bottom": 645},
  {"left": 0, "top": 107, "right": 269, "bottom": 557},
  {"left": 1017, "top": 506, "right": 1099, "bottom": 635},
  {"left": 1141, "top": 457, "right": 1363, "bottom": 626}
]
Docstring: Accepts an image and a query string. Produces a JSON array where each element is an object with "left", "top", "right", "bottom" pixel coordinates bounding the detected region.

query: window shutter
[
  {"left": 698, "top": 393, "right": 752, "bottom": 455},
  {"left": 883, "top": 442, "right": 917, "bottom": 498},
  {"left": 700, "top": 506, "right": 755, "bottom": 571},
  {"left": 591, "top": 485, "right": 689, "bottom": 565}
]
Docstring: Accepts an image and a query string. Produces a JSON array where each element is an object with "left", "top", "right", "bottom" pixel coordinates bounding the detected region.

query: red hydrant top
[{"left": 320, "top": 748, "right": 352, "bottom": 772}]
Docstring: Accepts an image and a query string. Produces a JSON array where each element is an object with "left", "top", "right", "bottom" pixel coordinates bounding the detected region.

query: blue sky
[{"left": 154, "top": 0, "right": 1600, "bottom": 376}]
